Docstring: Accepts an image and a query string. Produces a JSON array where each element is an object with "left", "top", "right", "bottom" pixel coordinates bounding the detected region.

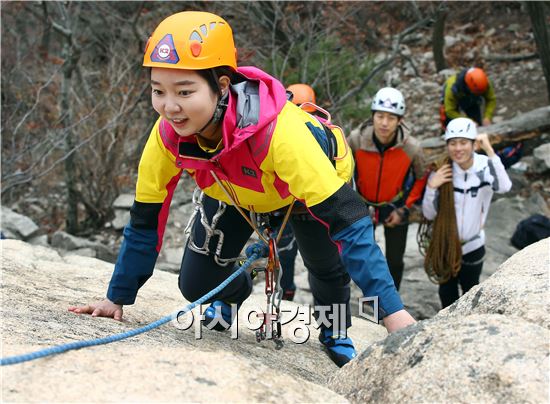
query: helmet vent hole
[
  {"left": 200, "top": 24, "right": 208, "bottom": 36},
  {"left": 210, "top": 22, "right": 216, "bottom": 31},
  {"left": 189, "top": 31, "right": 202, "bottom": 43}
]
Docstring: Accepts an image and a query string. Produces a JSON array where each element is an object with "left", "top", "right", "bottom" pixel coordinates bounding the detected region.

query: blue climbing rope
[{"left": 1, "top": 243, "right": 269, "bottom": 366}]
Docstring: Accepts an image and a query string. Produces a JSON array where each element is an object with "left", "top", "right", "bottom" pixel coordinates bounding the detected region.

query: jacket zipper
[
  {"left": 461, "top": 172, "right": 468, "bottom": 240},
  {"left": 375, "top": 151, "right": 385, "bottom": 204}
]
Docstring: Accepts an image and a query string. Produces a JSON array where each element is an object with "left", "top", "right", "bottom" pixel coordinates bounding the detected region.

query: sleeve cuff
[
  {"left": 424, "top": 186, "right": 437, "bottom": 196},
  {"left": 107, "top": 287, "right": 137, "bottom": 305}
]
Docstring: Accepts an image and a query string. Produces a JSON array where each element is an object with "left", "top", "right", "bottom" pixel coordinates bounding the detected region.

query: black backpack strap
[
  {"left": 321, "top": 124, "right": 338, "bottom": 168},
  {"left": 304, "top": 121, "right": 338, "bottom": 168}
]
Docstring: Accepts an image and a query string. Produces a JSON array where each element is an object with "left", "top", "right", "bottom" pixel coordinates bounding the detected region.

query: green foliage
[
  {"left": 222, "top": 1, "right": 382, "bottom": 131},
  {"left": 248, "top": 34, "right": 378, "bottom": 130}
]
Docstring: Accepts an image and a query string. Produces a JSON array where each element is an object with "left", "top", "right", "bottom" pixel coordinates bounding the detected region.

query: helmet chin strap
[
  {"left": 196, "top": 91, "right": 229, "bottom": 136},
  {"left": 196, "top": 68, "right": 229, "bottom": 138}
]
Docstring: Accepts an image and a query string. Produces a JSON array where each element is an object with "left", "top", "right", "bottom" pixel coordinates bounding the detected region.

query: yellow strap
[
  {"left": 363, "top": 190, "right": 404, "bottom": 208},
  {"left": 209, "top": 170, "right": 295, "bottom": 245}
]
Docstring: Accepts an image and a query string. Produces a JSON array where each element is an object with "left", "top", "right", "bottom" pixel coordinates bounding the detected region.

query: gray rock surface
[
  {"left": 1, "top": 239, "right": 385, "bottom": 402},
  {"left": 329, "top": 314, "right": 549, "bottom": 403},
  {"left": 27, "top": 234, "right": 49, "bottom": 247},
  {"left": 3, "top": 235, "right": 549, "bottom": 402},
  {"left": 51, "top": 230, "right": 97, "bottom": 250},
  {"left": 51, "top": 230, "right": 118, "bottom": 263},
  {"left": 112, "top": 193, "right": 134, "bottom": 209},
  {"left": 1, "top": 206, "right": 39, "bottom": 239},
  {"left": 441, "top": 238, "right": 550, "bottom": 329},
  {"left": 328, "top": 238, "right": 550, "bottom": 403},
  {"left": 533, "top": 143, "right": 550, "bottom": 173},
  {"left": 111, "top": 193, "right": 133, "bottom": 230},
  {"left": 111, "top": 209, "right": 130, "bottom": 230},
  {"left": 484, "top": 193, "right": 549, "bottom": 272}
]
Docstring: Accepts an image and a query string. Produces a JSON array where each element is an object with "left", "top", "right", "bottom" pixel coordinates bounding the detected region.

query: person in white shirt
[{"left": 422, "top": 117, "right": 512, "bottom": 307}]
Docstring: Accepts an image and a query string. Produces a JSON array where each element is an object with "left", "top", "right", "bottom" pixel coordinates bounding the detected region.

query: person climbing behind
[
  {"left": 69, "top": 11, "right": 416, "bottom": 368},
  {"left": 422, "top": 117, "right": 511, "bottom": 308},
  {"left": 348, "top": 87, "right": 428, "bottom": 290},
  {"left": 286, "top": 83, "right": 317, "bottom": 112},
  {"left": 440, "top": 67, "right": 496, "bottom": 130}
]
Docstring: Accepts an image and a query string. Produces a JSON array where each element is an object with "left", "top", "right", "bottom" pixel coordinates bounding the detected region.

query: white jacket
[{"left": 422, "top": 153, "right": 512, "bottom": 255}]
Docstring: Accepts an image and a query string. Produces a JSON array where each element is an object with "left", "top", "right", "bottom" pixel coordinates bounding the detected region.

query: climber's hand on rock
[
  {"left": 68, "top": 299, "right": 123, "bottom": 321},
  {"left": 383, "top": 309, "right": 416, "bottom": 333}
]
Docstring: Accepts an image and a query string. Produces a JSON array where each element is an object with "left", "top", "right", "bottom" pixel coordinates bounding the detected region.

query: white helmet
[
  {"left": 371, "top": 87, "right": 406, "bottom": 116},
  {"left": 444, "top": 117, "right": 477, "bottom": 141}
]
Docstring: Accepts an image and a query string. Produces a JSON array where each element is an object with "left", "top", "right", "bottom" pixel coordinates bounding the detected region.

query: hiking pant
[
  {"left": 438, "top": 246, "right": 485, "bottom": 308},
  {"left": 278, "top": 223, "right": 298, "bottom": 293},
  {"left": 374, "top": 203, "right": 409, "bottom": 290},
  {"left": 178, "top": 193, "right": 352, "bottom": 330},
  {"left": 371, "top": 213, "right": 409, "bottom": 291},
  {"left": 383, "top": 223, "right": 409, "bottom": 291}
]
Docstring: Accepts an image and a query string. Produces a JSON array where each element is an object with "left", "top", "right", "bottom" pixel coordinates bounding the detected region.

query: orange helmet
[
  {"left": 143, "top": 11, "right": 237, "bottom": 70},
  {"left": 464, "top": 67, "right": 489, "bottom": 95},
  {"left": 287, "top": 84, "right": 316, "bottom": 112}
]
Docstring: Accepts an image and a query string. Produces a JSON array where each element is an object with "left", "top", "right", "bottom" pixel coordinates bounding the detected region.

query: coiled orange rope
[{"left": 418, "top": 157, "right": 462, "bottom": 284}]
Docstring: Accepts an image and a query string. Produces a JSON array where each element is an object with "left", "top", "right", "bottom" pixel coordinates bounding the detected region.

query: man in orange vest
[{"left": 348, "top": 87, "right": 428, "bottom": 290}]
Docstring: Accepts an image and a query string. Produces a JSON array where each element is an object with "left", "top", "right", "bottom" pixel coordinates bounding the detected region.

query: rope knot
[{"left": 245, "top": 242, "right": 269, "bottom": 259}]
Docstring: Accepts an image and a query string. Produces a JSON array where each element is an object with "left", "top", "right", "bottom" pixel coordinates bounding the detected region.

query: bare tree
[
  {"left": 48, "top": 2, "right": 83, "bottom": 233},
  {"left": 432, "top": 2, "right": 448, "bottom": 72},
  {"left": 525, "top": 1, "right": 550, "bottom": 103},
  {"left": 1, "top": 2, "right": 160, "bottom": 234}
]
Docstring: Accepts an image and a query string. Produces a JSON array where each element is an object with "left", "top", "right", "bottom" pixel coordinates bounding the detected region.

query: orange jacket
[{"left": 348, "top": 121, "right": 428, "bottom": 211}]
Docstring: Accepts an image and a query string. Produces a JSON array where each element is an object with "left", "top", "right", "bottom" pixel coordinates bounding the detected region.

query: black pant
[
  {"left": 278, "top": 223, "right": 298, "bottom": 292},
  {"left": 439, "top": 246, "right": 485, "bottom": 308},
  {"left": 371, "top": 203, "right": 409, "bottom": 290},
  {"left": 383, "top": 224, "right": 408, "bottom": 291},
  {"left": 178, "top": 194, "right": 352, "bottom": 330}
]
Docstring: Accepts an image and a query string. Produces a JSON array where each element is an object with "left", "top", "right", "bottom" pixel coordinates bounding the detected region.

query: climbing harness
[
  {"left": 185, "top": 187, "right": 246, "bottom": 267},
  {"left": 277, "top": 235, "right": 296, "bottom": 253},
  {"left": 208, "top": 170, "right": 295, "bottom": 348},
  {"left": 209, "top": 171, "right": 269, "bottom": 244},
  {"left": 0, "top": 244, "right": 267, "bottom": 366}
]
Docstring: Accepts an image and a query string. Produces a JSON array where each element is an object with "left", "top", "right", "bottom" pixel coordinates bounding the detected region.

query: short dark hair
[
  {"left": 372, "top": 110, "right": 402, "bottom": 120},
  {"left": 196, "top": 66, "right": 234, "bottom": 95},
  {"left": 147, "top": 66, "right": 234, "bottom": 95}
]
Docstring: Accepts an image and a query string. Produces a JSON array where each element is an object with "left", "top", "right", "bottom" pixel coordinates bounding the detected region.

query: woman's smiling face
[
  {"left": 150, "top": 67, "right": 219, "bottom": 138},
  {"left": 447, "top": 137, "right": 474, "bottom": 168}
]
